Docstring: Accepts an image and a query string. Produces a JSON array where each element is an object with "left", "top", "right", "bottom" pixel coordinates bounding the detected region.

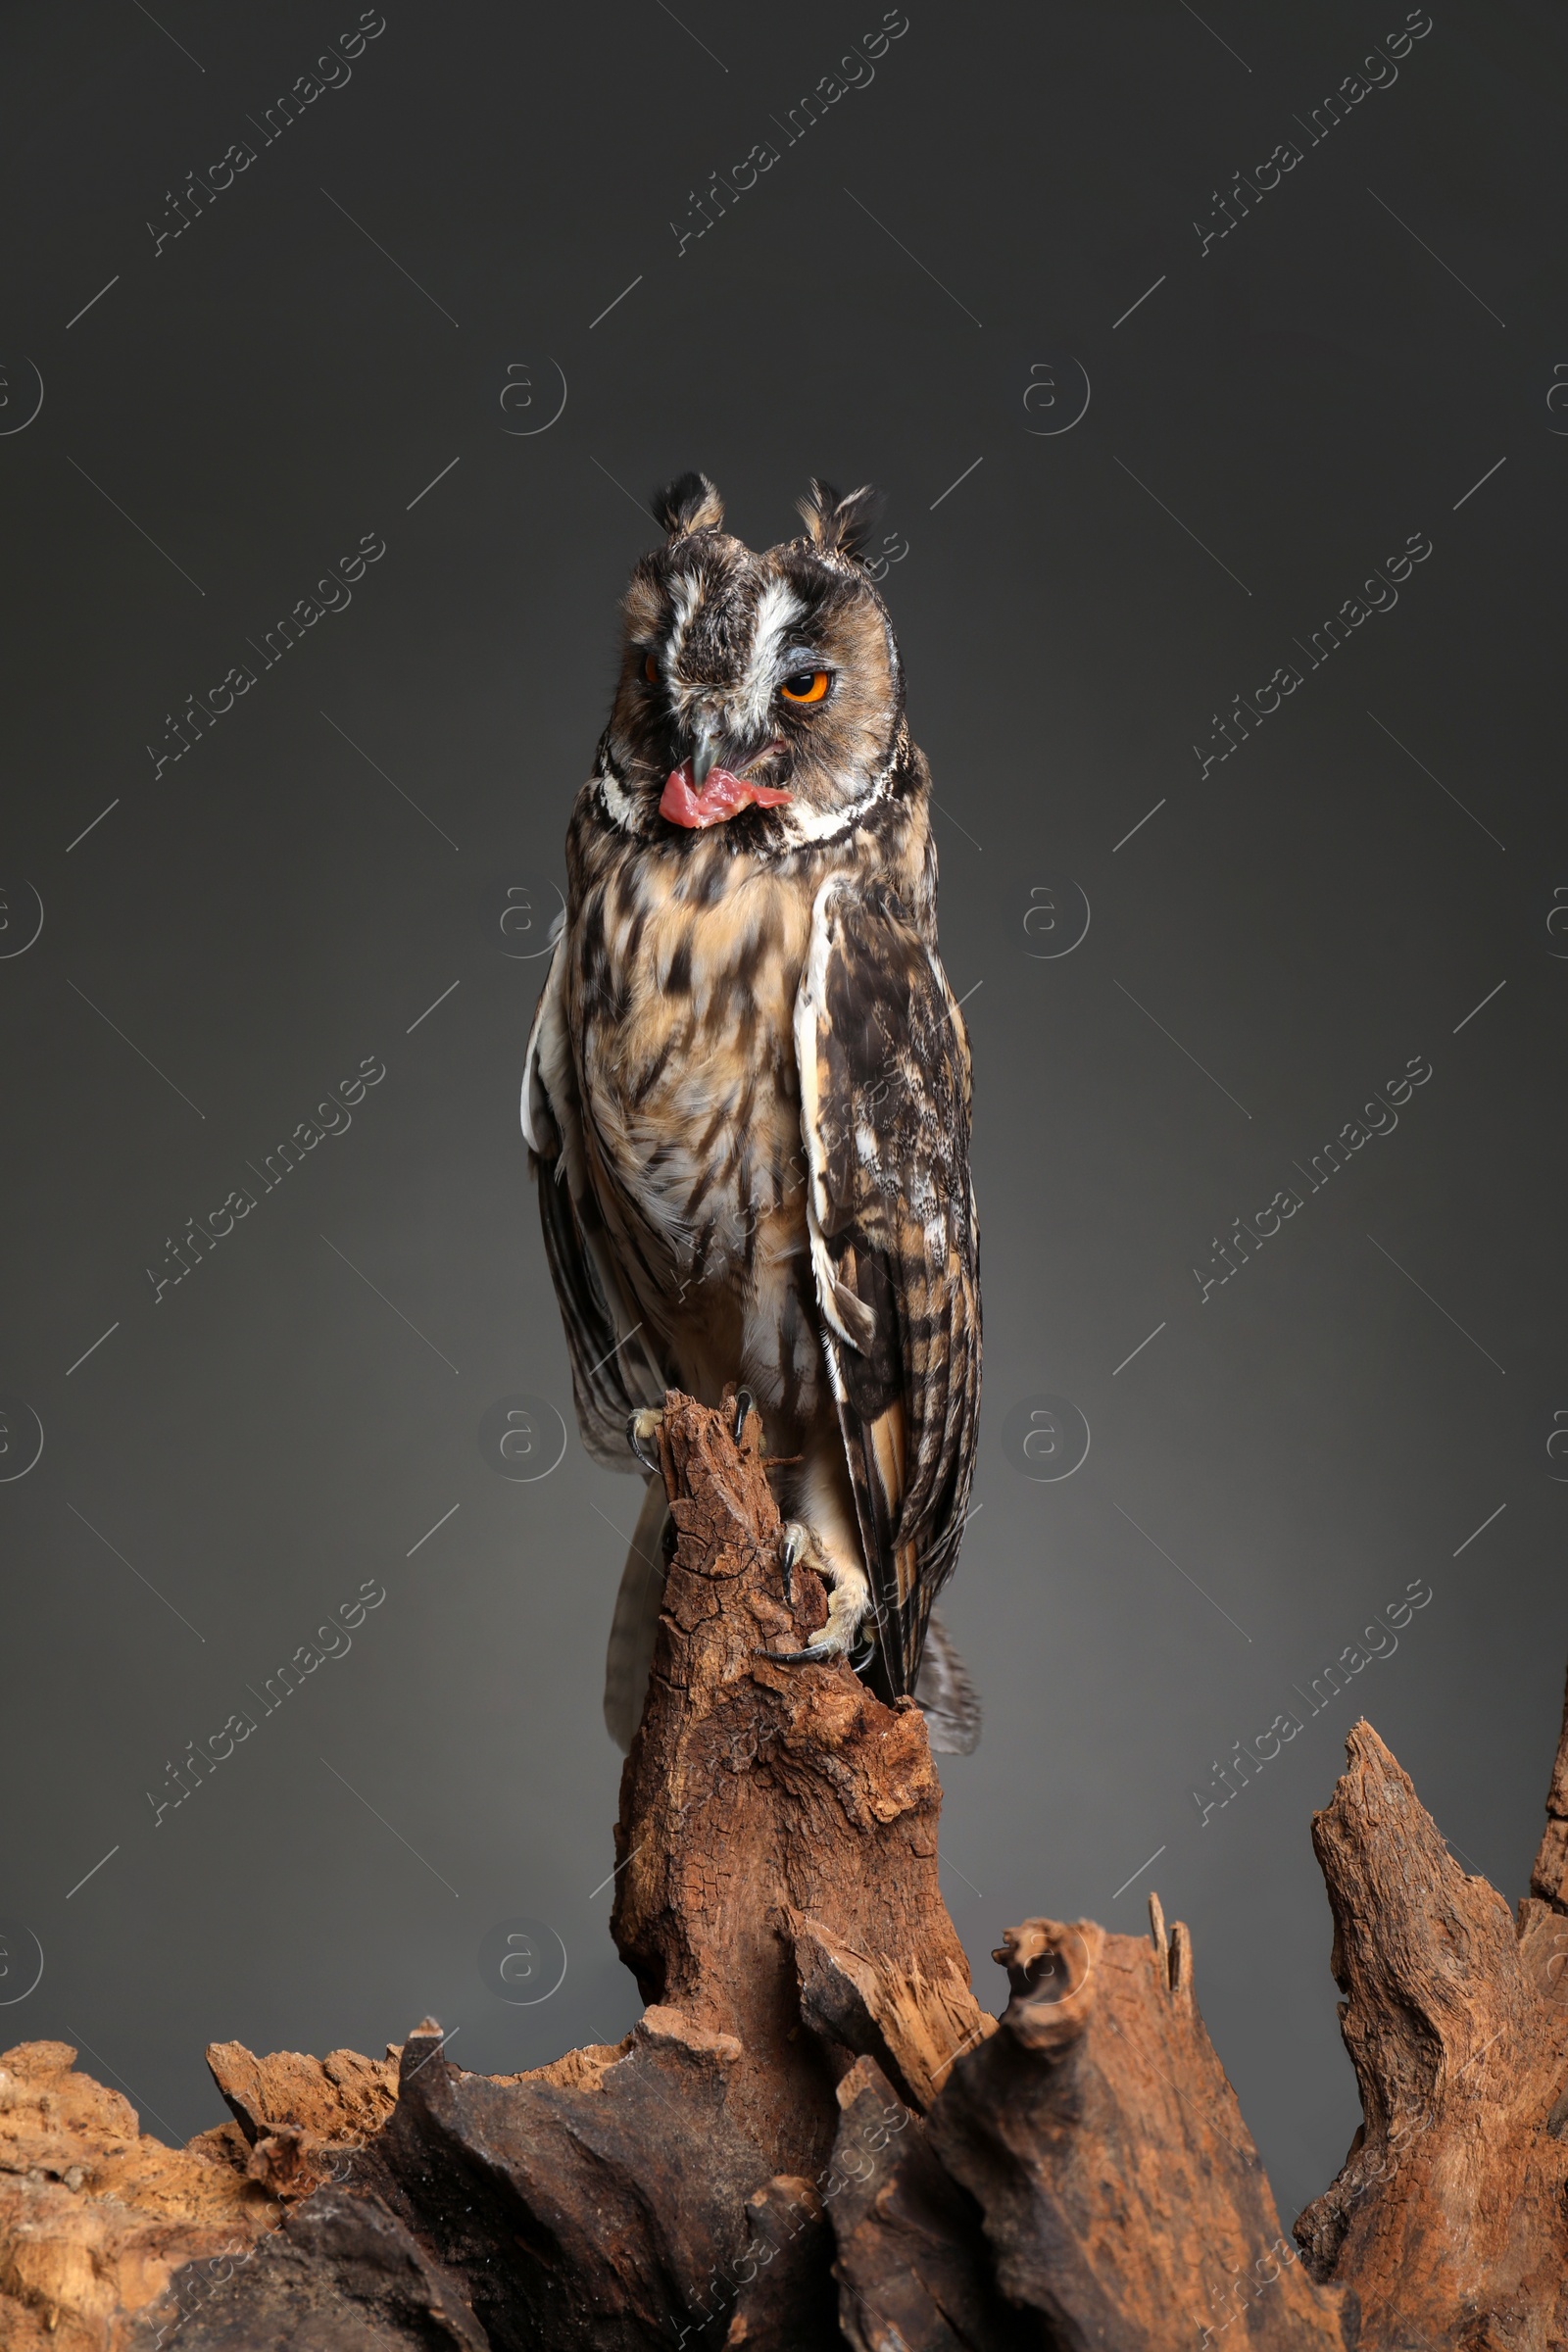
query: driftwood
[
  {"left": 2, "top": 1389, "right": 1565, "bottom": 2348},
  {"left": 1295, "top": 1724, "right": 1568, "bottom": 2345}
]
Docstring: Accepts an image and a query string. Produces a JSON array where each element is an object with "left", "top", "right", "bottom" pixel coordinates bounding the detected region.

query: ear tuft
[
  {"left": 795, "top": 479, "right": 884, "bottom": 567},
  {"left": 651, "top": 471, "right": 724, "bottom": 537}
]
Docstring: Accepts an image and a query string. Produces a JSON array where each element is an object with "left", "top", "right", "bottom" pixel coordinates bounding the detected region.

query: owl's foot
[
  {"left": 762, "top": 1523, "right": 874, "bottom": 1670},
  {"left": 626, "top": 1407, "right": 663, "bottom": 1476}
]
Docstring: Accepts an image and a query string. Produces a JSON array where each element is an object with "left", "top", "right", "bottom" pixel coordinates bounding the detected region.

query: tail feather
[
  {"left": 602, "top": 1476, "right": 671, "bottom": 1752},
  {"left": 913, "top": 1607, "right": 981, "bottom": 1754}
]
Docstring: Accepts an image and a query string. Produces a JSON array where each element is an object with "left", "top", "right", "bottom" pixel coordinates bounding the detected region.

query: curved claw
[
  {"left": 779, "top": 1520, "right": 808, "bottom": 1608},
  {"left": 755, "top": 1640, "right": 839, "bottom": 1667},
  {"left": 626, "top": 1410, "right": 662, "bottom": 1476},
  {"left": 731, "top": 1386, "right": 755, "bottom": 1445},
  {"left": 849, "top": 1635, "right": 876, "bottom": 1673}
]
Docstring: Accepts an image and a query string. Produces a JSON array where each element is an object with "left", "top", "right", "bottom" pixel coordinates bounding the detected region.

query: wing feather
[
  {"left": 524, "top": 931, "right": 663, "bottom": 1468},
  {"left": 795, "top": 877, "right": 981, "bottom": 1700}
]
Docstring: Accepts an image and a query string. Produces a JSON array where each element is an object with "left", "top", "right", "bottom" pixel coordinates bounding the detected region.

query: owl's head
[{"left": 602, "top": 472, "right": 905, "bottom": 845}]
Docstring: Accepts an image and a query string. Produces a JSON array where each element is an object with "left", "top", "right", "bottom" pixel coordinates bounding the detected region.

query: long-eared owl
[{"left": 523, "top": 472, "right": 981, "bottom": 1753}]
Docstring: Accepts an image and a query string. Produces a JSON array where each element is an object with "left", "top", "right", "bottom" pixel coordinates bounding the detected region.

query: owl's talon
[
  {"left": 763, "top": 1521, "right": 870, "bottom": 1666},
  {"left": 849, "top": 1634, "right": 875, "bottom": 1673},
  {"left": 626, "top": 1407, "right": 664, "bottom": 1476},
  {"left": 731, "top": 1387, "right": 756, "bottom": 1446},
  {"left": 779, "top": 1520, "right": 808, "bottom": 1607}
]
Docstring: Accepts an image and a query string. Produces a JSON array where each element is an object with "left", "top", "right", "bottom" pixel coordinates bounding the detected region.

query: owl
[{"left": 522, "top": 472, "right": 981, "bottom": 1753}]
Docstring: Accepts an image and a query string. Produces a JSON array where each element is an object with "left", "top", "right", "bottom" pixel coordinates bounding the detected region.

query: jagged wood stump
[
  {"left": 3, "top": 1389, "right": 1566, "bottom": 2350},
  {"left": 1294, "top": 1720, "right": 1568, "bottom": 2347},
  {"left": 352, "top": 1391, "right": 993, "bottom": 2349}
]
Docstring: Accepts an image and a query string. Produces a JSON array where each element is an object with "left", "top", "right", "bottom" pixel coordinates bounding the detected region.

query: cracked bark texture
[{"left": 608, "top": 1391, "right": 992, "bottom": 2150}]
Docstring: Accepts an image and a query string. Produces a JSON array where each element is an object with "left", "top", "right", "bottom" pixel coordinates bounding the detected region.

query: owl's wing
[
  {"left": 523, "top": 928, "right": 663, "bottom": 1468},
  {"left": 794, "top": 876, "right": 982, "bottom": 1703}
]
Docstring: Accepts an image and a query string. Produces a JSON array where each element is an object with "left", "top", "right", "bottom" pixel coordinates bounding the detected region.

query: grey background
[{"left": 1, "top": 0, "right": 1564, "bottom": 2226}]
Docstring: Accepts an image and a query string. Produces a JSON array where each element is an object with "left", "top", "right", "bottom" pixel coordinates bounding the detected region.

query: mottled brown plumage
[{"left": 523, "top": 473, "right": 980, "bottom": 1749}]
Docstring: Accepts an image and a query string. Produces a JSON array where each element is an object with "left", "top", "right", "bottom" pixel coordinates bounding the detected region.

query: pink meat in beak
[{"left": 660, "top": 761, "right": 793, "bottom": 830}]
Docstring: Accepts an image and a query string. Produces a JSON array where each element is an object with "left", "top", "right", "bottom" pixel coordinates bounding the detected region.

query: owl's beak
[{"left": 690, "top": 728, "right": 718, "bottom": 788}]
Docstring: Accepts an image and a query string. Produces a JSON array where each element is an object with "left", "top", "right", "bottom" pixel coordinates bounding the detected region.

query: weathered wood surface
[
  {"left": 610, "top": 1393, "right": 992, "bottom": 2134},
  {"left": 929, "top": 1912, "right": 1345, "bottom": 2351},
  {"left": 1531, "top": 1661, "right": 1568, "bottom": 1913},
  {"left": 828, "top": 2051, "right": 1038, "bottom": 2351},
  {"left": 1295, "top": 1718, "right": 1568, "bottom": 2349},
  {"left": 3, "top": 1396, "right": 1566, "bottom": 2348},
  {"left": 0, "top": 2036, "right": 275, "bottom": 2351},
  {"left": 205, "top": 2037, "right": 401, "bottom": 2201}
]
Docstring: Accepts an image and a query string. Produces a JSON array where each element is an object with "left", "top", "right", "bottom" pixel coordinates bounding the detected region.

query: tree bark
[{"left": 3, "top": 1393, "right": 1565, "bottom": 2349}]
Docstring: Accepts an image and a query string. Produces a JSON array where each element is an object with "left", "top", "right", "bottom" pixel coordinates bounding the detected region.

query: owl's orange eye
[
  {"left": 780, "top": 668, "right": 830, "bottom": 704},
  {"left": 643, "top": 652, "right": 659, "bottom": 684}
]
